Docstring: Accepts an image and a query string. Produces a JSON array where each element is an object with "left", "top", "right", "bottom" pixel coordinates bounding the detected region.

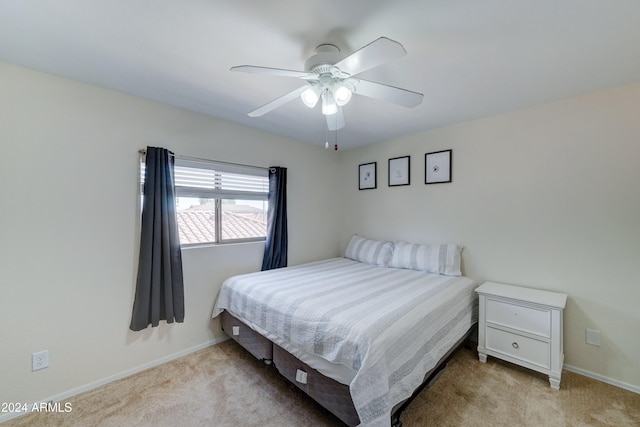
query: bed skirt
[
  {"left": 220, "top": 310, "right": 473, "bottom": 426},
  {"left": 220, "top": 309, "right": 272, "bottom": 361}
]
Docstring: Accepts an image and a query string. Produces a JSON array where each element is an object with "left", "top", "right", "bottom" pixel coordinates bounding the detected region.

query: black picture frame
[
  {"left": 425, "top": 150, "right": 452, "bottom": 184},
  {"left": 359, "top": 162, "right": 377, "bottom": 190},
  {"left": 388, "top": 156, "right": 410, "bottom": 187}
]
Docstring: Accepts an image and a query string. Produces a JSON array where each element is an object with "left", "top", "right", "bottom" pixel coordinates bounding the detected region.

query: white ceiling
[{"left": 2, "top": 1, "right": 640, "bottom": 150}]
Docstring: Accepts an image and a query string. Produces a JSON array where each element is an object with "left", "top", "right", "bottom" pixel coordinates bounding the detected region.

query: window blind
[{"left": 141, "top": 157, "right": 269, "bottom": 200}]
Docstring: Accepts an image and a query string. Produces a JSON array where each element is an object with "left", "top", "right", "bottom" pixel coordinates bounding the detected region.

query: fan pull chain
[
  {"left": 334, "top": 113, "right": 338, "bottom": 150},
  {"left": 324, "top": 123, "right": 329, "bottom": 149}
]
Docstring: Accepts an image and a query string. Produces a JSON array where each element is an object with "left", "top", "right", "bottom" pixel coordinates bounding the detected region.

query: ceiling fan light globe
[
  {"left": 322, "top": 102, "right": 338, "bottom": 115},
  {"left": 300, "top": 87, "right": 320, "bottom": 108},
  {"left": 334, "top": 85, "right": 352, "bottom": 106},
  {"left": 321, "top": 90, "right": 338, "bottom": 115}
]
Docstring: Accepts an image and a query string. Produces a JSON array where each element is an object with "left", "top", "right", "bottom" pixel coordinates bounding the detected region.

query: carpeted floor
[{"left": 6, "top": 339, "right": 640, "bottom": 426}]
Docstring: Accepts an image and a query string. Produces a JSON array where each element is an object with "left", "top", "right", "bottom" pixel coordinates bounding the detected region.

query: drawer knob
[{"left": 512, "top": 342, "right": 519, "bottom": 349}]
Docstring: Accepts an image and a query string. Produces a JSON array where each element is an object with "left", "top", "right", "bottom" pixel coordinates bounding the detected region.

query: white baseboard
[
  {"left": 0, "top": 337, "right": 229, "bottom": 424},
  {"left": 563, "top": 364, "right": 640, "bottom": 394}
]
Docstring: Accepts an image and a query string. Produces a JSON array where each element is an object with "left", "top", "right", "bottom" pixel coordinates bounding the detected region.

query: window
[{"left": 141, "top": 156, "right": 269, "bottom": 246}]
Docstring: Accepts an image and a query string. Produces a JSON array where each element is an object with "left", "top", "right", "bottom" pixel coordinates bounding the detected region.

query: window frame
[{"left": 140, "top": 153, "right": 269, "bottom": 247}]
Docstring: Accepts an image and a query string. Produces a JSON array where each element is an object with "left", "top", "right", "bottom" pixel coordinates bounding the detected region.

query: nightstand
[{"left": 476, "top": 281, "right": 567, "bottom": 390}]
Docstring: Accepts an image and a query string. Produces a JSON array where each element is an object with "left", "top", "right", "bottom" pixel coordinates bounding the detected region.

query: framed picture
[
  {"left": 425, "top": 150, "right": 452, "bottom": 184},
  {"left": 388, "top": 156, "right": 410, "bottom": 187},
  {"left": 359, "top": 162, "right": 377, "bottom": 190}
]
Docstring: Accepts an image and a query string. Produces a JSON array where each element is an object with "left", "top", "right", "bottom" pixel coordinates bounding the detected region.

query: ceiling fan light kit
[
  {"left": 231, "top": 37, "right": 424, "bottom": 137},
  {"left": 301, "top": 80, "right": 353, "bottom": 113}
]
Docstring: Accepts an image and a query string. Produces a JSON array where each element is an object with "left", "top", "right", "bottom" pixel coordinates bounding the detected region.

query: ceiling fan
[{"left": 231, "top": 37, "right": 424, "bottom": 132}]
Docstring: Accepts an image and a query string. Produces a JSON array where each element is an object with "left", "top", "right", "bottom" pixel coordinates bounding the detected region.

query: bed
[{"left": 212, "top": 236, "right": 478, "bottom": 427}]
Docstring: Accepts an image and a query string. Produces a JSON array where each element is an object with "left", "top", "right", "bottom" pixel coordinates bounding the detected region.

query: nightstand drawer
[
  {"left": 486, "top": 327, "right": 550, "bottom": 369},
  {"left": 486, "top": 299, "right": 550, "bottom": 337}
]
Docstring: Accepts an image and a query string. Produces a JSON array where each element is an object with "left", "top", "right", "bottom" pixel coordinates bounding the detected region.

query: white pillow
[
  {"left": 344, "top": 235, "right": 393, "bottom": 267},
  {"left": 390, "top": 241, "right": 463, "bottom": 276}
]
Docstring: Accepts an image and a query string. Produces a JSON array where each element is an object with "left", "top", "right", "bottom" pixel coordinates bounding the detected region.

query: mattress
[{"left": 213, "top": 257, "right": 478, "bottom": 427}]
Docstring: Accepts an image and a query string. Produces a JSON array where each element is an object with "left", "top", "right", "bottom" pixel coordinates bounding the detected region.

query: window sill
[{"left": 180, "top": 239, "right": 265, "bottom": 250}]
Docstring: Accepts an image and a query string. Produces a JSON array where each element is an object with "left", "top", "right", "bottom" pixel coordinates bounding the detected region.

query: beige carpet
[{"left": 6, "top": 340, "right": 640, "bottom": 427}]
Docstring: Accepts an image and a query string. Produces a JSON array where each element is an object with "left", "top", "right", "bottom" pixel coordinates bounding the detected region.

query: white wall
[
  {"left": 337, "top": 82, "right": 640, "bottom": 390},
  {"left": 0, "top": 61, "right": 341, "bottom": 408}
]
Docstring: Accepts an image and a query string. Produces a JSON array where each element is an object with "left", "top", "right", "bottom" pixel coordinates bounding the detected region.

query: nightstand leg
[
  {"left": 549, "top": 376, "right": 561, "bottom": 390},
  {"left": 478, "top": 352, "right": 487, "bottom": 363}
]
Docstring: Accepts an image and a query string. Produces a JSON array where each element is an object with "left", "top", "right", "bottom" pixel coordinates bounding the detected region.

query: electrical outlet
[
  {"left": 32, "top": 350, "right": 49, "bottom": 371},
  {"left": 586, "top": 328, "right": 601, "bottom": 346}
]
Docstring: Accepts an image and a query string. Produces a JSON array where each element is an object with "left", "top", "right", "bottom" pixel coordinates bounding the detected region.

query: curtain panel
[
  {"left": 261, "top": 166, "right": 288, "bottom": 270},
  {"left": 130, "top": 147, "right": 185, "bottom": 331}
]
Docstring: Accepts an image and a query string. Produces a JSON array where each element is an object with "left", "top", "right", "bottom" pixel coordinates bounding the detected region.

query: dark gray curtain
[
  {"left": 130, "top": 147, "right": 185, "bottom": 331},
  {"left": 261, "top": 167, "right": 288, "bottom": 270}
]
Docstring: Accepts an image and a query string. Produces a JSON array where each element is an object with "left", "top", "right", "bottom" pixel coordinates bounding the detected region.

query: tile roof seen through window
[{"left": 176, "top": 209, "right": 267, "bottom": 244}]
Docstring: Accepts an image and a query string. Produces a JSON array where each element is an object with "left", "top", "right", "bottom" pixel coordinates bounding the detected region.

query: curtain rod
[{"left": 138, "top": 149, "right": 269, "bottom": 172}]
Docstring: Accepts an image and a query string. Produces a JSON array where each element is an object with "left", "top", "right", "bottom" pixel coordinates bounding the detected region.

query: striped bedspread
[{"left": 212, "top": 257, "right": 478, "bottom": 427}]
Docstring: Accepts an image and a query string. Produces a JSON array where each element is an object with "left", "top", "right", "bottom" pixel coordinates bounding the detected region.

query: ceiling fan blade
[
  {"left": 355, "top": 79, "right": 424, "bottom": 108},
  {"left": 248, "top": 85, "right": 309, "bottom": 117},
  {"left": 326, "top": 107, "right": 345, "bottom": 131},
  {"left": 231, "top": 65, "right": 318, "bottom": 80},
  {"left": 333, "top": 37, "right": 407, "bottom": 76}
]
